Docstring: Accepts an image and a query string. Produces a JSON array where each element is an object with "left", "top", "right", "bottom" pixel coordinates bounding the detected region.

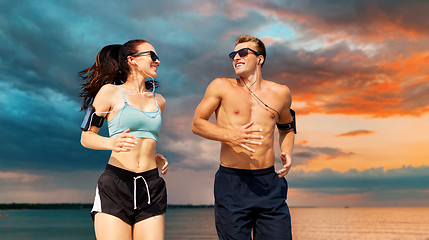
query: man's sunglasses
[
  {"left": 229, "top": 48, "right": 260, "bottom": 61},
  {"left": 130, "top": 51, "right": 159, "bottom": 62}
]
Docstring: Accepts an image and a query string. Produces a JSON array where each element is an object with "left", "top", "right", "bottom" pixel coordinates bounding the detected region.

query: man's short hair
[{"left": 235, "top": 35, "right": 266, "bottom": 67}]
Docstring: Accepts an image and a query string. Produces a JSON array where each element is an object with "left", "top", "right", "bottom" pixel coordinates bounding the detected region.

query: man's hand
[
  {"left": 156, "top": 154, "right": 168, "bottom": 175},
  {"left": 278, "top": 153, "right": 292, "bottom": 178},
  {"left": 229, "top": 121, "right": 263, "bottom": 153}
]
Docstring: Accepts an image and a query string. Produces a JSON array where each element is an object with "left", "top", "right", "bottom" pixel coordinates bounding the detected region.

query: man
[{"left": 192, "top": 35, "right": 295, "bottom": 239}]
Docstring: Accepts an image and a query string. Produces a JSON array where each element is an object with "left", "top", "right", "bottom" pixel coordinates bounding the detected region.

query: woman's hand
[
  {"left": 111, "top": 129, "right": 137, "bottom": 152},
  {"left": 155, "top": 153, "right": 168, "bottom": 175}
]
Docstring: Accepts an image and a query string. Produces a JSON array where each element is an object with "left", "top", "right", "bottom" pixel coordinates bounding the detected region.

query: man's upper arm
[
  {"left": 278, "top": 86, "right": 293, "bottom": 125},
  {"left": 194, "top": 79, "right": 223, "bottom": 121}
]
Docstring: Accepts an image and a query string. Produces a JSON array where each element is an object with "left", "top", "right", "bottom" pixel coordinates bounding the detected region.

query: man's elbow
[
  {"left": 191, "top": 117, "right": 205, "bottom": 136},
  {"left": 191, "top": 121, "right": 199, "bottom": 135}
]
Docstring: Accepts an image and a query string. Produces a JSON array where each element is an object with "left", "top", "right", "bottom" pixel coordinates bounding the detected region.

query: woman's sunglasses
[
  {"left": 229, "top": 48, "right": 260, "bottom": 61},
  {"left": 130, "top": 51, "right": 160, "bottom": 62}
]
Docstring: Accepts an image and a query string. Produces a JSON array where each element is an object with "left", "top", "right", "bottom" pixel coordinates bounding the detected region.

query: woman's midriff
[{"left": 108, "top": 138, "right": 158, "bottom": 173}]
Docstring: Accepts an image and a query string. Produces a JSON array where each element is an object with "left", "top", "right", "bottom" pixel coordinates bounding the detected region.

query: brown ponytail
[{"left": 78, "top": 40, "right": 158, "bottom": 111}]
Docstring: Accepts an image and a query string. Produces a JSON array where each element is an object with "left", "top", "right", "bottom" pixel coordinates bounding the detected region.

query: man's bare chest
[{"left": 219, "top": 90, "right": 280, "bottom": 123}]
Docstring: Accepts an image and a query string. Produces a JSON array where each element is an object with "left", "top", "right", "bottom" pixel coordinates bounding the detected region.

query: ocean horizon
[{"left": 0, "top": 206, "right": 428, "bottom": 240}]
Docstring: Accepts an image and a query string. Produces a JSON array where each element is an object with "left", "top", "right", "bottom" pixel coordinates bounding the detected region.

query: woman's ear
[{"left": 126, "top": 57, "right": 134, "bottom": 64}]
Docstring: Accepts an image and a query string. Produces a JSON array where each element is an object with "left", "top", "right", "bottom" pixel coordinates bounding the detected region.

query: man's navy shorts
[
  {"left": 90, "top": 164, "right": 167, "bottom": 225},
  {"left": 214, "top": 165, "right": 292, "bottom": 240}
]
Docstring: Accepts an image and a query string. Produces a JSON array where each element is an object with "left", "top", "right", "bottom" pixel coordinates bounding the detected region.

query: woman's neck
[{"left": 123, "top": 76, "right": 149, "bottom": 93}]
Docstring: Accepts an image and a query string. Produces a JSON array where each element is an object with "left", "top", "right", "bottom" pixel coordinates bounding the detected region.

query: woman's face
[{"left": 129, "top": 43, "right": 160, "bottom": 79}]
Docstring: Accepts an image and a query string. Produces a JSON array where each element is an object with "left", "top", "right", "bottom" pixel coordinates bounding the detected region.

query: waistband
[
  {"left": 104, "top": 164, "right": 159, "bottom": 181},
  {"left": 218, "top": 165, "right": 275, "bottom": 176}
]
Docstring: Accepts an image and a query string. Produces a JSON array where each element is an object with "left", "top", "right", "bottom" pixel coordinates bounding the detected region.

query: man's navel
[{"left": 234, "top": 109, "right": 240, "bottom": 114}]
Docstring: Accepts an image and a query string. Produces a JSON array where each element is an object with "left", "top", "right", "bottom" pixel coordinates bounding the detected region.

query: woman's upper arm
[
  {"left": 81, "top": 84, "right": 115, "bottom": 135},
  {"left": 92, "top": 84, "right": 116, "bottom": 117}
]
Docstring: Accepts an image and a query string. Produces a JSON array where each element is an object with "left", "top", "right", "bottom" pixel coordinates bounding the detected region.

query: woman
[{"left": 79, "top": 39, "right": 168, "bottom": 240}]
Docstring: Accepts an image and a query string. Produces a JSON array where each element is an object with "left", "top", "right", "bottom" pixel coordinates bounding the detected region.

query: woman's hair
[
  {"left": 235, "top": 35, "right": 266, "bottom": 67},
  {"left": 78, "top": 39, "right": 159, "bottom": 111}
]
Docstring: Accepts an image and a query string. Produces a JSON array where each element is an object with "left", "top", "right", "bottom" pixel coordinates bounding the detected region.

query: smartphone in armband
[{"left": 80, "top": 105, "right": 95, "bottom": 131}]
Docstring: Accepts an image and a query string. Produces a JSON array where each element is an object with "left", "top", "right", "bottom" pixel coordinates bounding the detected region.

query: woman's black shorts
[{"left": 91, "top": 164, "right": 167, "bottom": 225}]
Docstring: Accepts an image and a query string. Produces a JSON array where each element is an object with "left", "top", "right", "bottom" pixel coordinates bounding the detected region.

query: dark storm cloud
[
  {"left": 0, "top": 85, "right": 109, "bottom": 171},
  {"left": 259, "top": 0, "right": 429, "bottom": 40},
  {"left": 290, "top": 144, "right": 354, "bottom": 166},
  {"left": 288, "top": 165, "right": 429, "bottom": 193},
  {"left": 0, "top": 1, "right": 91, "bottom": 98}
]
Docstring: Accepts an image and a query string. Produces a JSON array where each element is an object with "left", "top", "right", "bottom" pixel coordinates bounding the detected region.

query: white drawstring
[{"left": 133, "top": 176, "right": 151, "bottom": 210}]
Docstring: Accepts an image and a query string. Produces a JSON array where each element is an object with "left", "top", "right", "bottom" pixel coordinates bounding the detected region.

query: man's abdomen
[{"left": 219, "top": 142, "right": 275, "bottom": 170}]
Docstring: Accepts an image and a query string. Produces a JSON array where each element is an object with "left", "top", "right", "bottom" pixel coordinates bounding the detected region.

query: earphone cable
[{"left": 242, "top": 79, "right": 281, "bottom": 121}]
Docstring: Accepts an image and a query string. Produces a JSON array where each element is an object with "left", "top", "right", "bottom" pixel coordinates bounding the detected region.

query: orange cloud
[
  {"left": 335, "top": 130, "right": 376, "bottom": 137},
  {"left": 273, "top": 46, "right": 429, "bottom": 117},
  {"left": 380, "top": 52, "right": 429, "bottom": 81}
]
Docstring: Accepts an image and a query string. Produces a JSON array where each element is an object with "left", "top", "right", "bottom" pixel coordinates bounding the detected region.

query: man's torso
[{"left": 215, "top": 78, "right": 287, "bottom": 169}]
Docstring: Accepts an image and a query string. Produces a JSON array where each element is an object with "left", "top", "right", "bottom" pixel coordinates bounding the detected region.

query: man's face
[{"left": 231, "top": 42, "right": 260, "bottom": 77}]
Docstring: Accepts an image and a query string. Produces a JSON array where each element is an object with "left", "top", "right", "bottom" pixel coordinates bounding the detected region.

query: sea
[{"left": 0, "top": 207, "right": 428, "bottom": 240}]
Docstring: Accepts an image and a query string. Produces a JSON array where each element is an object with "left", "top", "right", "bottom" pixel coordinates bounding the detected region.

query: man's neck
[{"left": 239, "top": 73, "right": 262, "bottom": 90}]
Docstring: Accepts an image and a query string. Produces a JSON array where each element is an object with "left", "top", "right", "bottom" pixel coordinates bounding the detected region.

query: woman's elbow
[{"left": 80, "top": 131, "right": 89, "bottom": 148}]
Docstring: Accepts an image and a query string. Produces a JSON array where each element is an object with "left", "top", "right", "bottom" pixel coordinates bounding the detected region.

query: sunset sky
[{"left": 1, "top": 0, "right": 428, "bottom": 207}]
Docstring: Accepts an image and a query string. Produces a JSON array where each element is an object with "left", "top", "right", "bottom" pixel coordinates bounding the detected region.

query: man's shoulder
[
  {"left": 211, "top": 77, "right": 236, "bottom": 85},
  {"left": 208, "top": 78, "right": 236, "bottom": 89},
  {"left": 265, "top": 80, "right": 291, "bottom": 94}
]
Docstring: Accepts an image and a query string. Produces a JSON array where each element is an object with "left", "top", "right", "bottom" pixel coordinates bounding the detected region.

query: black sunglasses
[
  {"left": 229, "top": 48, "right": 260, "bottom": 61},
  {"left": 130, "top": 51, "right": 159, "bottom": 62}
]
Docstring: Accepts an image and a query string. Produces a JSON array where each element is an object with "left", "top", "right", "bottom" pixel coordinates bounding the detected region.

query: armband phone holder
[
  {"left": 276, "top": 109, "right": 297, "bottom": 134},
  {"left": 80, "top": 105, "right": 105, "bottom": 131}
]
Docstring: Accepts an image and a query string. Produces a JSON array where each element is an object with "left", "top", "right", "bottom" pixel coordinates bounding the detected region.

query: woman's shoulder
[
  {"left": 94, "top": 84, "right": 120, "bottom": 103},
  {"left": 155, "top": 92, "right": 166, "bottom": 104},
  {"left": 154, "top": 92, "right": 166, "bottom": 112},
  {"left": 96, "top": 84, "right": 122, "bottom": 98},
  {"left": 99, "top": 84, "right": 119, "bottom": 94}
]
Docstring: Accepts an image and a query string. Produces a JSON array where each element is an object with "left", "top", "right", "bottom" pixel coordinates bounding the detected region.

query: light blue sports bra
[{"left": 108, "top": 86, "right": 162, "bottom": 141}]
